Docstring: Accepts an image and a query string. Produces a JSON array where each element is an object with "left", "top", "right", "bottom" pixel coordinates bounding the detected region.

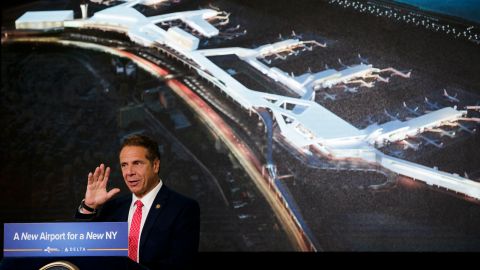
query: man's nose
[{"left": 124, "top": 165, "right": 135, "bottom": 175}]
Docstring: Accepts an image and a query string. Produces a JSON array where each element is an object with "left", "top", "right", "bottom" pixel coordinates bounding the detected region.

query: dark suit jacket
[{"left": 76, "top": 185, "right": 200, "bottom": 270}]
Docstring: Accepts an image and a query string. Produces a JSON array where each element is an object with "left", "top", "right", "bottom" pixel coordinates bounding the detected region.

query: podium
[
  {"left": 3, "top": 222, "right": 141, "bottom": 270},
  {"left": 0, "top": 256, "right": 148, "bottom": 270}
]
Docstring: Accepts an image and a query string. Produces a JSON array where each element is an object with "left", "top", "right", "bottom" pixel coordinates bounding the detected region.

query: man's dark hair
[{"left": 120, "top": 134, "right": 161, "bottom": 163}]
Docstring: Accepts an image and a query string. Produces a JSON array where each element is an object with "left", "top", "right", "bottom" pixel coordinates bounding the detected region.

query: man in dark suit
[{"left": 76, "top": 134, "right": 200, "bottom": 270}]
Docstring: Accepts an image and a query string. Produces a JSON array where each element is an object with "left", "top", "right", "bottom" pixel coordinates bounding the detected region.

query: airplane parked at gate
[
  {"left": 403, "top": 101, "right": 421, "bottom": 116},
  {"left": 443, "top": 89, "right": 460, "bottom": 103}
]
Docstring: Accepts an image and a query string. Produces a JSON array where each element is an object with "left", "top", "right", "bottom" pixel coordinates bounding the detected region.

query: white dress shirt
[{"left": 128, "top": 180, "right": 163, "bottom": 260}]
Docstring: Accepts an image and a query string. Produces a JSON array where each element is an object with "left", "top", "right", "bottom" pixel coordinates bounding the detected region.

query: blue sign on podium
[{"left": 4, "top": 222, "right": 128, "bottom": 257}]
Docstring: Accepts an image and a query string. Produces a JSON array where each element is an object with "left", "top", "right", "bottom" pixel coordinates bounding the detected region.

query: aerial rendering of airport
[{"left": 2, "top": 0, "right": 480, "bottom": 252}]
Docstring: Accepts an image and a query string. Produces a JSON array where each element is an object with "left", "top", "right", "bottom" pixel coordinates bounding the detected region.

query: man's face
[{"left": 119, "top": 145, "right": 160, "bottom": 198}]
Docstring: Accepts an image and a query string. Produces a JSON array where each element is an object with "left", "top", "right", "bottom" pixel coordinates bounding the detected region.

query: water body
[{"left": 392, "top": 0, "right": 480, "bottom": 24}]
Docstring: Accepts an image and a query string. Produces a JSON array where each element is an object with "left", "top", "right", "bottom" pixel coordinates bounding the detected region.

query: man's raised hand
[{"left": 83, "top": 163, "right": 120, "bottom": 210}]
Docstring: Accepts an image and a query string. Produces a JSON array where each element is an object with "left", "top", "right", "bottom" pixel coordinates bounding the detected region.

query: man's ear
[{"left": 154, "top": 159, "right": 160, "bottom": 174}]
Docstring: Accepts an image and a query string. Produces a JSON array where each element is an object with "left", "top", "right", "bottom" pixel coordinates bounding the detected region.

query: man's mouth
[{"left": 128, "top": 180, "right": 140, "bottom": 187}]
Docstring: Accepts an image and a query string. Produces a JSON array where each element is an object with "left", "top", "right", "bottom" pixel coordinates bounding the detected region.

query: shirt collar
[{"left": 131, "top": 179, "right": 163, "bottom": 206}]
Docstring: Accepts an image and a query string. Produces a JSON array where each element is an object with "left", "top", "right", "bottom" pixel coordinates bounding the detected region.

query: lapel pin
[{"left": 155, "top": 204, "right": 161, "bottom": 209}]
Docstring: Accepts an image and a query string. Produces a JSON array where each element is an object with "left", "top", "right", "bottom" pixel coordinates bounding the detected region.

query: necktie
[{"left": 129, "top": 200, "right": 143, "bottom": 262}]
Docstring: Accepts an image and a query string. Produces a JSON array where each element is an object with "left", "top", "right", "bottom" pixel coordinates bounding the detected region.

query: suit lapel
[{"left": 139, "top": 185, "right": 170, "bottom": 249}]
